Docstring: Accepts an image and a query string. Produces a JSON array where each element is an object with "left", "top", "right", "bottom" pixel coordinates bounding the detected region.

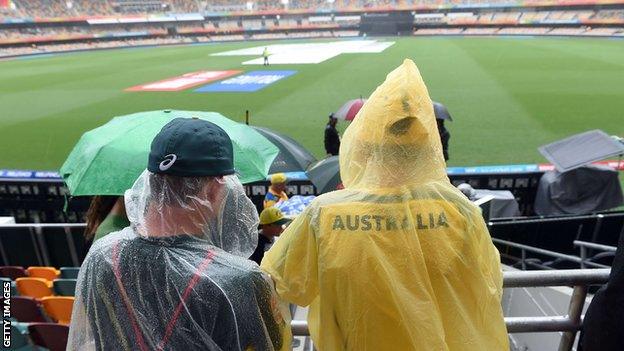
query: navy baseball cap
[{"left": 148, "top": 118, "right": 235, "bottom": 177}]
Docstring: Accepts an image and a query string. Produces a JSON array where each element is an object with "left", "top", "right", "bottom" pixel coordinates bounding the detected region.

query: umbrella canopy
[
  {"left": 252, "top": 126, "right": 317, "bottom": 173},
  {"left": 61, "top": 110, "right": 279, "bottom": 196},
  {"left": 334, "top": 98, "right": 366, "bottom": 121},
  {"left": 433, "top": 101, "right": 453, "bottom": 121},
  {"left": 306, "top": 156, "right": 341, "bottom": 194}
]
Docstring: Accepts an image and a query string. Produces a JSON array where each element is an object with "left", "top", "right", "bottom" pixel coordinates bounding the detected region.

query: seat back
[
  {"left": 27, "top": 266, "right": 60, "bottom": 281},
  {"left": 28, "top": 323, "right": 69, "bottom": 351},
  {"left": 16, "top": 278, "right": 53, "bottom": 299},
  {"left": 9, "top": 324, "right": 29, "bottom": 348},
  {"left": 11, "top": 296, "right": 47, "bottom": 323},
  {"left": 53, "top": 279, "right": 77, "bottom": 296},
  {"left": 40, "top": 296, "right": 74, "bottom": 325},
  {"left": 60, "top": 267, "right": 80, "bottom": 279},
  {"left": 0, "top": 277, "right": 18, "bottom": 296},
  {"left": 0, "top": 266, "right": 27, "bottom": 280}
]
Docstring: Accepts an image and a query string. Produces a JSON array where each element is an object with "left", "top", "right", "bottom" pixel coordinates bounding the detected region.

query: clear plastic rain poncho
[
  {"left": 262, "top": 59, "right": 509, "bottom": 350},
  {"left": 68, "top": 171, "right": 292, "bottom": 350}
]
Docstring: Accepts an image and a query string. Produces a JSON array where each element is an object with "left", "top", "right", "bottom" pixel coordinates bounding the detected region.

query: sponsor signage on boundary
[
  {"left": 125, "top": 70, "right": 242, "bottom": 92},
  {"left": 195, "top": 70, "right": 297, "bottom": 92},
  {"left": 2, "top": 161, "right": 622, "bottom": 181}
]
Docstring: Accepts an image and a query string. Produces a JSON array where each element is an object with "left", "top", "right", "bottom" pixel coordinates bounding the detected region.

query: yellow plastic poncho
[{"left": 261, "top": 59, "right": 509, "bottom": 350}]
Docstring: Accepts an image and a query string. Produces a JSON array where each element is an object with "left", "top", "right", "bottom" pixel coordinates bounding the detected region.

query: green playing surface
[{"left": 1, "top": 36, "right": 623, "bottom": 171}]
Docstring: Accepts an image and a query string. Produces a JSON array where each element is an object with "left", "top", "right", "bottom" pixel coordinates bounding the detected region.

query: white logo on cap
[{"left": 159, "top": 154, "right": 177, "bottom": 171}]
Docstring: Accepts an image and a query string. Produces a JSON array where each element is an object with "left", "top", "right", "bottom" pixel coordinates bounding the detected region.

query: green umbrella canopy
[{"left": 60, "top": 110, "right": 279, "bottom": 196}]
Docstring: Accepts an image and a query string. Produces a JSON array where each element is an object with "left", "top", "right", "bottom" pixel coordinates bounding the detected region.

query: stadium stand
[
  {"left": 0, "top": 265, "right": 79, "bottom": 350},
  {"left": 28, "top": 323, "right": 69, "bottom": 351},
  {"left": 1, "top": 4, "right": 623, "bottom": 58}
]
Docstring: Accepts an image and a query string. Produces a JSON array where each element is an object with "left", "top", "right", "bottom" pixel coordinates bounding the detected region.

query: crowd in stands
[
  {"left": 0, "top": 24, "right": 168, "bottom": 41},
  {"left": 0, "top": 29, "right": 361, "bottom": 57},
  {"left": 3, "top": 0, "right": 620, "bottom": 19}
]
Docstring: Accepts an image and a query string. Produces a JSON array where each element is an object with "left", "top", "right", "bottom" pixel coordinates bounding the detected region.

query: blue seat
[
  {"left": 53, "top": 279, "right": 76, "bottom": 297},
  {"left": 0, "top": 277, "right": 18, "bottom": 296},
  {"left": 10, "top": 324, "right": 39, "bottom": 351},
  {"left": 59, "top": 268, "right": 79, "bottom": 280}
]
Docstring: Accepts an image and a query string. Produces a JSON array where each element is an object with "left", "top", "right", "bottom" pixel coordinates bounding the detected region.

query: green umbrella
[{"left": 60, "top": 110, "right": 279, "bottom": 196}]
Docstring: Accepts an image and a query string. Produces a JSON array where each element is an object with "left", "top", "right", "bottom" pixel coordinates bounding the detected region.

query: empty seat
[
  {"left": 60, "top": 267, "right": 80, "bottom": 279},
  {"left": 40, "top": 296, "right": 74, "bottom": 325},
  {"left": 28, "top": 323, "right": 69, "bottom": 351},
  {"left": 16, "top": 278, "right": 53, "bottom": 299},
  {"left": 0, "top": 266, "right": 27, "bottom": 280},
  {"left": 0, "top": 277, "right": 18, "bottom": 296},
  {"left": 27, "top": 266, "right": 60, "bottom": 281},
  {"left": 53, "top": 279, "right": 76, "bottom": 296},
  {"left": 9, "top": 324, "right": 37, "bottom": 351},
  {"left": 11, "top": 296, "right": 47, "bottom": 323}
]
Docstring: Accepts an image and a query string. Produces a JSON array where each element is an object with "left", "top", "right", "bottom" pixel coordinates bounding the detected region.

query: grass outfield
[{"left": 0, "top": 36, "right": 623, "bottom": 172}]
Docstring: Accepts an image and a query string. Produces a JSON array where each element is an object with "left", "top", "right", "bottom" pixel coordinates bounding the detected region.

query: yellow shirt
[{"left": 263, "top": 187, "right": 288, "bottom": 209}]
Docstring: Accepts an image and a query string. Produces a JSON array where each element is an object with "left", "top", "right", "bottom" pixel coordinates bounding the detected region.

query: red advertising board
[{"left": 125, "top": 70, "right": 242, "bottom": 92}]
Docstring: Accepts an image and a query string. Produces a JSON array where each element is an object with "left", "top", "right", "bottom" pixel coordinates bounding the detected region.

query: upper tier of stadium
[{"left": 2, "top": 0, "right": 624, "bottom": 19}]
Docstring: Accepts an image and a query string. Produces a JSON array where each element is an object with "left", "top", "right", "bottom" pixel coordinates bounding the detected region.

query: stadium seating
[
  {"left": 16, "top": 277, "right": 53, "bottom": 299},
  {"left": 26, "top": 266, "right": 60, "bottom": 281},
  {"left": 40, "top": 296, "right": 74, "bottom": 325},
  {"left": 60, "top": 267, "right": 80, "bottom": 279},
  {"left": 27, "top": 323, "right": 69, "bottom": 351},
  {"left": 53, "top": 279, "right": 77, "bottom": 296},
  {"left": 11, "top": 296, "right": 48, "bottom": 323},
  {"left": 0, "top": 277, "right": 18, "bottom": 295},
  {"left": 9, "top": 324, "right": 36, "bottom": 351},
  {"left": 0, "top": 266, "right": 27, "bottom": 280}
]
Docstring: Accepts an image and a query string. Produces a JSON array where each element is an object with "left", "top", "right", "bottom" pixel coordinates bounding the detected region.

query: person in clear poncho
[
  {"left": 68, "top": 118, "right": 291, "bottom": 350},
  {"left": 261, "top": 60, "right": 509, "bottom": 350}
]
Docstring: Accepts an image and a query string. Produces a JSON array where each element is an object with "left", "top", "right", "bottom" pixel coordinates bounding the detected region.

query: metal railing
[
  {"left": 290, "top": 269, "right": 611, "bottom": 351},
  {"left": 0, "top": 223, "right": 614, "bottom": 350},
  {"left": 493, "top": 238, "right": 612, "bottom": 270}
]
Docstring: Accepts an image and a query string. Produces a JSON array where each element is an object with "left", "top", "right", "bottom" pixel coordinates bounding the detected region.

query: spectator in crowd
[
  {"left": 579, "top": 229, "right": 624, "bottom": 351},
  {"left": 68, "top": 118, "right": 291, "bottom": 350},
  {"left": 264, "top": 173, "right": 289, "bottom": 208},
  {"left": 437, "top": 118, "right": 450, "bottom": 161},
  {"left": 84, "top": 195, "right": 129, "bottom": 243},
  {"left": 324, "top": 113, "right": 340, "bottom": 156},
  {"left": 250, "top": 207, "right": 291, "bottom": 265},
  {"left": 261, "top": 59, "right": 508, "bottom": 350}
]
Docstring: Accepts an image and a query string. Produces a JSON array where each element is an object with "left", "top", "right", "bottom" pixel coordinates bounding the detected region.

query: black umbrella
[
  {"left": 252, "top": 126, "right": 317, "bottom": 174},
  {"left": 306, "top": 156, "right": 341, "bottom": 194},
  {"left": 433, "top": 101, "right": 453, "bottom": 121}
]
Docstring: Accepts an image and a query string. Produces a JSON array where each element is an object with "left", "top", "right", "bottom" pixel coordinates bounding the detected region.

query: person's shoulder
[
  {"left": 207, "top": 251, "right": 268, "bottom": 286},
  {"left": 90, "top": 227, "right": 135, "bottom": 253}
]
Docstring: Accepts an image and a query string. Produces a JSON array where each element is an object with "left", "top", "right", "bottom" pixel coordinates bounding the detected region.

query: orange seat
[
  {"left": 27, "top": 267, "right": 60, "bottom": 281},
  {"left": 16, "top": 278, "right": 53, "bottom": 299},
  {"left": 40, "top": 297, "right": 74, "bottom": 325}
]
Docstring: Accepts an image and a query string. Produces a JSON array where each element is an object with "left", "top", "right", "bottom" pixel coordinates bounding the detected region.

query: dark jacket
[
  {"left": 579, "top": 230, "right": 624, "bottom": 351},
  {"left": 249, "top": 233, "right": 273, "bottom": 265},
  {"left": 324, "top": 124, "right": 340, "bottom": 156}
]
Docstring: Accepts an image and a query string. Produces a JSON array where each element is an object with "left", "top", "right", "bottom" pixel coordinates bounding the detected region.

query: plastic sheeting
[
  {"left": 261, "top": 59, "right": 508, "bottom": 350},
  {"left": 534, "top": 165, "right": 624, "bottom": 216},
  {"left": 68, "top": 171, "right": 291, "bottom": 350}
]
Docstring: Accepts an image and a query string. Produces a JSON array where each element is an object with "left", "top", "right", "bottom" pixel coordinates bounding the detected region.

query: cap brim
[{"left": 273, "top": 218, "right": 292, "bottom": 226}]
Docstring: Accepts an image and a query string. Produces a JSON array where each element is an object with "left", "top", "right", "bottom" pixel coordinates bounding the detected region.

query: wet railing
[
  {"left": 493, "top": 237, "right": 613, "bottom": 270},
  {"left": 291, "top": 269, "right": 611, "bottom": 351},
  {"left": 0, "top": 224, "right": 612, "bottom": 350}
]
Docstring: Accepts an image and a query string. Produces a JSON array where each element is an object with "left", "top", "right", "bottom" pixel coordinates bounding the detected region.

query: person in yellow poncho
[{"left": 261, "top": 59, "right": 509, "bottom": 351}]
